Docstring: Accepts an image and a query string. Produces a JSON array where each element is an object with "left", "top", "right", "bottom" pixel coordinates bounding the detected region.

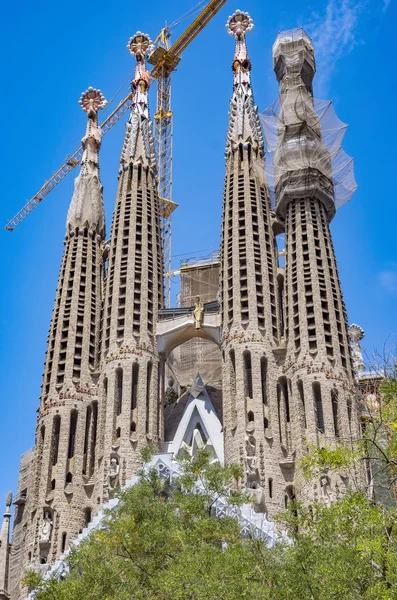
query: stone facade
[
  {"left": 99, "top": 33, "right": 163, "bottom": 499},
  {"left": 4, "top": 19, "right": 361, "bottom": 599},
  {"left": 220, "top": 12, "right": 285, "bottom": 514},
  {"left": 271, "top": 30, "right": 360, "bottom": 501}
]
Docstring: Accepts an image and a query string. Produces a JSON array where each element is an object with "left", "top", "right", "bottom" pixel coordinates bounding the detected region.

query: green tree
[{"left": 24, "top": 371, "right": 397, "bottom": 600}]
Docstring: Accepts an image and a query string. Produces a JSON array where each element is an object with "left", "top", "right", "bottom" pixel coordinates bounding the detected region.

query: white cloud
[
  {"left": 307, "top": 0, "right": 364, "bottom": 96},
  {"left": 379, "top": 266, "right": 397, "bottom": 295}
]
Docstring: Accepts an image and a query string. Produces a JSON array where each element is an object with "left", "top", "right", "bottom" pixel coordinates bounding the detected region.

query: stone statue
[
  {"left": 108, "top": 457, "right": 120, "bottom": 489},
  {"left": 193, "top": 295, "right": 204, "bottom": 330},
  {"left": 348, "top": 324, "right": 365, "bottom": 375},
  {"left": 39, "top": 510, "right": 53, "bottom": 544},
  {"left": 320, "top": 476, "right": 335, "bottom": 506},
  {"left": 245, "top": 433, "right": 258, "bottom": 477}
]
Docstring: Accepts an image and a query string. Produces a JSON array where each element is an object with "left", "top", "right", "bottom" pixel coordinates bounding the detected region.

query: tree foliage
[{"left": 24, "top": 372, "right": 397, "bottom": 600}]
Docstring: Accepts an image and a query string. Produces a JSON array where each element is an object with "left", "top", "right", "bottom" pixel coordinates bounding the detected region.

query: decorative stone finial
[
  {"left": 66, "top": 87, "right": 106, "bottom": 235},
  {"left": 119, "top": 32, "right": 155, "bottom": 168},
  {"left": 127, "top": 32, "right": 154, "bottom": 61},
  {"left": 348, "top": 324, "right": 365, "bottom": 343},
  {"left": 78, "top": 87, "right": 107, "bottom": 117},
  {"left": 6, "top": 492, "right": 12, "bottom": 507},
  {"left": 226, "top": 10, "right": 254, "bottom": 39}
]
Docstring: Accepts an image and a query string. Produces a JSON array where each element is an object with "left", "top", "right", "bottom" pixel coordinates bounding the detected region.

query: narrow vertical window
[
  {"left": 268, "top": 478, "right": 273, "bottom": 498},
  {"left": 146, "top": 362, "right": 152, "bottom": 434},
  {"left": 347, "top": 396, "right": 352, "bottom": 433},
  {"left": 68, "top": 411, "right": 78, "bottom": 459},
  {"left": 331, "top": 389, "right": 339, "bottom": 437},
  {"left": 83, "top": 406, "right": 92, "bottom": 475},
  {"left": 115, "top": 369, "right": 123, "bottom": 416},
  {"left": 61, "top": 532, "right": 67, "bottom": 553},
  {"left": 131, "top": 363, "right": 139, "bottom": 411},
  {"left": 277, "top": 383, "right": 283, "bottom": 443},
  {"left": 313, "top": 382, "right": 324, "bottom": 433},
  {"left": 89, "top": 402, "right": 98, "bottom": 475},
  {"left": 52, "top": 416, "right": 61, "bottom": 466},
  {"left": 243, "top": 351, "right": 253, "bottom": 399},
  {"left": 230, "top": 350, "right": 237, "bottom": 427},
  {"left": 297, "top": 380, "right": 306, "bottom": 429},
  {"left": 260, "top": 357, "right": 267, "bottom": 405}
]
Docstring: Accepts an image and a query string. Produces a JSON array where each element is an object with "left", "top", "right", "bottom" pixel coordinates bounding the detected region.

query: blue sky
[{"left": 0, "top": 0, "right": 396, "bottom": 502}]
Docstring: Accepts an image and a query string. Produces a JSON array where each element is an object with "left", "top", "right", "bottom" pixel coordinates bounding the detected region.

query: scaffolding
[{"left": 260, "top": 95, "right": 357, "bottom": 209}]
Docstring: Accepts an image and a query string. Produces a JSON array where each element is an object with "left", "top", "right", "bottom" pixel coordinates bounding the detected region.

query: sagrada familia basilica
[{"left": 0, "top": 10, "right": 364, "bottom": 599}]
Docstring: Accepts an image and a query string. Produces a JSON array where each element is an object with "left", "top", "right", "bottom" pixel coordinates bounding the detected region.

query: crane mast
[{"left": 5, "top": 0, "right": 228, "bottom": 307}]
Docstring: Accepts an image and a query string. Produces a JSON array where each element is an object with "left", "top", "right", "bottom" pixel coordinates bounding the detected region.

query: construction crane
[{"left": 5, "top": 0, "right": 228, "bottom": 307}]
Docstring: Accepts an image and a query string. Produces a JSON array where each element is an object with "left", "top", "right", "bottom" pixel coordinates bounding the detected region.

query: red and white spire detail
[
  {"left": 225, "top": 11, "right": 263, "bottom": 155},
  {"left": 120, "top": 32, "right": 156, "bottom": 168}
]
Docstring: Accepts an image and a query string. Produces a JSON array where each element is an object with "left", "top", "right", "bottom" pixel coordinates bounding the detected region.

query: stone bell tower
[
  {"left": 13, "top": 87, "right": 107, "bottom": 587},
  {"left": 100, "top": 32, "right": 163, "bottom": 500},
  {"left": 220, "top": 11, "right": 284, "bottom": 513},
  {"left": 271, "top": 29, "right": 360, "bottom": 495}
]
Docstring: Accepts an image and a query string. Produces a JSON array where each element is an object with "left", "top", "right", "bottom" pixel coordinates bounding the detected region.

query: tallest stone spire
[
  {"left": 100, "top": 32, "right": 163, "bottom": 496},
  {"left": 220, "top": 11, "right": 282, "bottom": 515}
]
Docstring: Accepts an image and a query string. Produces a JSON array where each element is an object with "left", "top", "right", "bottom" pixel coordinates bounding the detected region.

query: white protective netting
[{"left": 259, "top": 95, "right": 357, "bottom": 209}]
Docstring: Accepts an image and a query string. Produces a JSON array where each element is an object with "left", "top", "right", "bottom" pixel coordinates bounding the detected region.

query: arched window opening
[
  {"left": 331, "top": 389, "right": 339, "bottom": 437},
  {"left": 115, "top": 368, "right": 123, "bottom": 416},
  {"left": 279, "top": 377, "right": 290, "bottom": 423},
  {"left": 130, "top": 421, "right": 136, "bottom": 433},
  {"left": 261, "top": 357, "right": 267, "bottom": 405},
  {"left": 146, "top": 362, "right": 153, "bottom": 434},
  {"left": 247, "top": 410, "right": 254, "bottom": 422},
  {"left": 67, "top": 411, "right": 78, "bottom": 459},
  {"left": 297, "top": 380, "right": 307, "bottom": 429},
  {"left": 66, "top": 472, "right": 73, "bottom": 484},
  {"left": 116, "top": 427, "right": 121, "bottom": 439},
  {"left": 61, "top": 532, "right": 67, "bottom": 553},
  {"left": 313, "top": 382, "right": 325, "bottom": 433},
  {"left": 264, "top": 417, "right": 269, "bottom": 429},
  {"left": 285, "top": 485, "right": 295, "bottom": 508},
  {"left": 243, "top": 351, "right": 253, "bottom": 399},
  {"left": 51, "top": 479, "right": 56, "bottom": 491},
  {"left": 84, "top": 507, "right": 92, "bottom": 526},
  {"left": 268, "top": 478, "right": 273, "bottom": 498},
  {"left": 52, "top": 416, "right": 61, "bottom": 466}
]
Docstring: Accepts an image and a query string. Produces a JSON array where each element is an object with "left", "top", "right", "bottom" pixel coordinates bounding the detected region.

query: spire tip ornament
[
  {"left": 226, "top": 10, "right": 254, "bottom": 38},
  {"left": 78, "top": 87, "right": 107, "bottom": 115},
  {"left": 127, "top": 32, "right": 154, "bottom": 61}
]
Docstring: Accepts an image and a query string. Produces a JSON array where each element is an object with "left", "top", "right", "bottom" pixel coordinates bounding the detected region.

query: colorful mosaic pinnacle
[
  {"left": 127, "top": 32, "right": 154, "bottom": 60},
  {"left": 78, "top": 87, "right": 107, "bottom": 113},
  {"left": 226, "top": 10, "right": 254, "bottom": 38}
]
